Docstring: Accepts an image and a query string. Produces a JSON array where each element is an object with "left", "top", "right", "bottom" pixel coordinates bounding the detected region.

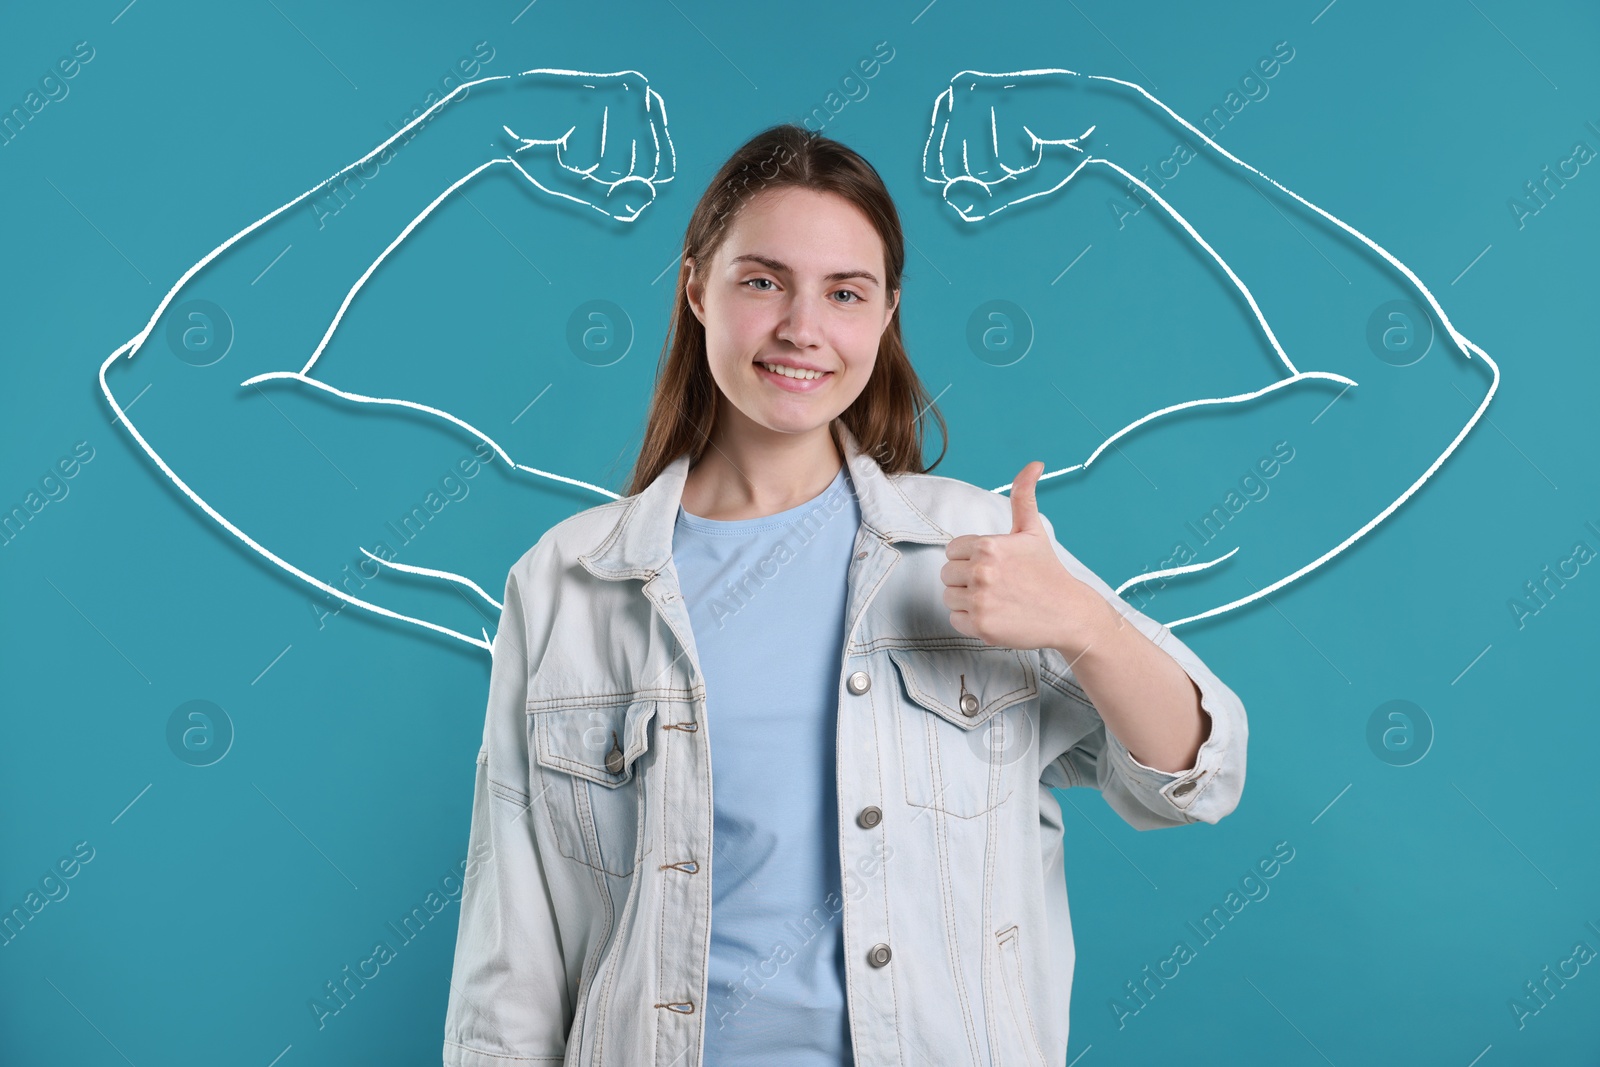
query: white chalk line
[
  {"left": 97, "top": 70, "right": 672, "bottom": 652},
  {"left": 359, "top": 548, "right": 502, "bottom": 611},
  {"left": 98, "top": 66, "right": 1502, "bottom": 648},
  {"left": 929, "top": 69, "right": 1501, "bottom": 630},
  {"left": 1114, "top": 546, "right": 1241, "bottom": 598}
]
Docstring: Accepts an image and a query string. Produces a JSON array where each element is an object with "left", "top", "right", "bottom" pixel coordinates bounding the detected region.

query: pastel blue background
[{"left": 3, "top": 1, "right": 1597, "bottom": 1064}]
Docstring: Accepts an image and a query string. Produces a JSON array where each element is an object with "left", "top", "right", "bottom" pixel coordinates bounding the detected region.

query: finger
[
  {"left": 943, "top": 586, "right": 973, "bottom": 613},
  {"left": 940, "top": 559, "right": 974, "bottom": 588},
  {"left": 950, "top": 609, "right": 980, "bottom": 640},
  {"left": 945, "top": 533, "right": 981, "bottom": 560},
  {"left": 1009, "top": 461, "right": 1044, "bottom": 535}
]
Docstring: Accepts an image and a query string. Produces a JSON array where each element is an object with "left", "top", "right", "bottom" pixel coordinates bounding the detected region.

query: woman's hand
[{"left": 940, "top": 461, "right": 1119, "bottom": 659}]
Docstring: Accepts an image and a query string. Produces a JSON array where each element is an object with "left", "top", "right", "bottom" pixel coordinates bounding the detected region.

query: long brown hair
[{"left": 623, "top": 123, "right": 946, "bottom": 497}]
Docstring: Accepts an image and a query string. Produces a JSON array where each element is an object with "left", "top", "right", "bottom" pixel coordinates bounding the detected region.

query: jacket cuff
[{"left": 1103, "top": 640, "right": 1243, "bottom": 824}]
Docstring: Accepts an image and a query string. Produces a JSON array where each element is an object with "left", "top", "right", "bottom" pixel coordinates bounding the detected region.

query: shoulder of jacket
[
  {"left": 505, "top": 496, "right": 633, "bottom": 582},
  {"left": 889, "top": 470, "right": 1014, "bottom": 535}
]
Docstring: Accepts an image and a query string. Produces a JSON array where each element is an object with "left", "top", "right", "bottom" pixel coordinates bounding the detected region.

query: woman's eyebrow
[{"left": 727, "top": 253, "right": 880, "bottom": 287}]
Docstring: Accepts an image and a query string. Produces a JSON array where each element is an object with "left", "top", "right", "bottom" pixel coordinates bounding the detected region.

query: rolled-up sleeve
[
  {"left": 443, "top": 567, "right": 571, "bottom": 1066},
  {"left": 1034, "top": 511, "right": 1248, "bottom": 831}
]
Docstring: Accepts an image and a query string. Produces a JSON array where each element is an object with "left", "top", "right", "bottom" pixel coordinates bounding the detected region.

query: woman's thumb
[{"left": 1009, "top": 461, "right": 1044, "bottom": 534}]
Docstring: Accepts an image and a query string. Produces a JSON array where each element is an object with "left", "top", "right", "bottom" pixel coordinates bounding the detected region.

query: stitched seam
[
  {"left": 1114, "top": 723, "right": 1228, "bottom": 817},
  {"left": 896, "top": 703, "right": 1008, "bottom": 820},
  {"left": 997, "top": 928, "right": 1049, "bottom": 1067},
  {"left": 880, "top": 470, "right": 953, "bottom": 537},
  {"left": 575, "top": 498, "right": 643, "bottom": 573},
  {"left": 695, "top": 686, "right": 714, "bottom": 1062},
  {"left": 889, "top": 647, "right": 1034, "bottom": 724},
  {"left": 931, "top": 752, "right": 981, "bottom": 1061},
  {"left": 1046, "top": 649, "right": 1230, "bottom": 811},
  {"left": 488, "top": 779, "right": 529, "bottom": 805},
  {"left": 595, "top": 704, "right": 655, "bottom": 1066},
  {"left": 528, "top": 686, "right": 701, "bottom": 712},
  {"left": 980, "top": 713, "right": 1000, "bottom": 1067},
  {"left": 840, "top": 656, "right": 865, "bottom": 1061},
  {"left": 864, "top": 665, "right": 907, "bottom": 1067},
  {"left": 857, "top": 635, "right": 996, "bottom": 653},
  {"left": 595, "top": 835, "right": 634, "bottom": 1063},
  {"left": 569, "top": 823, "right": 615, "bottom": 1067},
  {"left": 442, "top": 1040, "right": 565, "bottom": 1063},
  {"left": 1051, "top": 749, "right": 1078, "bottom": 790},
  {"left": 1014, "top": 932, "right": 1048, "bottom": 1066},
  {"left": 538, "top": 770, "right": 582, "bottom": 865},
  {"left": 535, "top": 753, "right": 637, "bottom": 877},
  {"left": 843, "top": 542, "right": 898, "bottom": 662},
  {"left": 532, "top": 745, "right": 634, "bottom": 783},
  {"left": 574, "top": 772, "right": 603, "bottom": 874},
  {"left": 654, "top": 699, "right": 674, "bottom": 1066},
  {"left": 1117, "top": 748, "right": 1202, "bottom": 825},
  {"left": 1038, "top": 660, "right": 1091, "bottom": 704},
  {"left": 887, "top": 650, "right": 1021, "bottom": 817}
]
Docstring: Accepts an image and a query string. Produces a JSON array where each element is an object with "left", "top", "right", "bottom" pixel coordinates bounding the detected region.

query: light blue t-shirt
[{"left": 671, "top": 463, "right": 860, "bottom": 1065}]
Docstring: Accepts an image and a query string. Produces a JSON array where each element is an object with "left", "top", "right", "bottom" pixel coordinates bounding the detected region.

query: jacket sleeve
[
  {"left": 443, "top": 566, "right": 572, "bottom": 1066},
  {"left": 1033, "top": 510, "right": 1248, "bottom": 831}
]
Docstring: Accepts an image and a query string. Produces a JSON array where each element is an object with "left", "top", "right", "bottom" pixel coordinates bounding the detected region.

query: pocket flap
[
  {"left": 886, "top": 645, "right": 1037, "bottom": 730},
  {"left": 530, "top": 698, "right": 658, "bottom": 788}
]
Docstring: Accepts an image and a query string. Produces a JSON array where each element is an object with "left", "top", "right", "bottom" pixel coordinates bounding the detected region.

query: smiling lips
[{"left": 756, "top": 360, "right": 833, "bottom": 391}]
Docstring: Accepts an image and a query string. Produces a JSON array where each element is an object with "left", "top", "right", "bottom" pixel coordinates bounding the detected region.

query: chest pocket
[
  {"left": 528, "top": 697, "right": 658, "bottom": 877},
  {"left": 887, "top": 644, "right": 1038, "bottom": 818}
]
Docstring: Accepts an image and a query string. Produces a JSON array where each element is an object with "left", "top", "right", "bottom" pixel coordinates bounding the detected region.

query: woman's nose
[{"left": 775, "top": 295, "right": 825, "bottom": 348}]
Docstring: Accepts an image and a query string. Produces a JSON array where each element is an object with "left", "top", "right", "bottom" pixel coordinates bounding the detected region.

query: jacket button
[
  {"left": 1171, "top": 778, "right": 1198, "bottom": 797},
  {"left": 847, "top": 671, "right": 871, "bottom": 695},
  {"left": 857, "top": 805, "right": 882, "bottom": 829},
  {"left": 959, "top": 692, "right": 980, "bottom": 716},
  {"left": 605, "top": 731, "right": 625, "bottom": 775},
  {"left": 867, "top": 943, "right": 891, "bottom": 967}
]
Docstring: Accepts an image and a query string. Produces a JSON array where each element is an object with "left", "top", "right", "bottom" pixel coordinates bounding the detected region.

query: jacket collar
[{"left": 578, "top": 419, "right": 952, "bottom": 582}]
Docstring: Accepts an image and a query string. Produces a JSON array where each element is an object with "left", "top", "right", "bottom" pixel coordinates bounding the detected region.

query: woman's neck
[{"left": 680, "top": 422, "right": 843, "bottom": 522}]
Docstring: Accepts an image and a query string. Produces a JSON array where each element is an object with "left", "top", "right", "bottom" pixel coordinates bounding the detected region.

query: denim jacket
[{"left": 443, "top": 420, "right": 1248, "bottom": 1066}]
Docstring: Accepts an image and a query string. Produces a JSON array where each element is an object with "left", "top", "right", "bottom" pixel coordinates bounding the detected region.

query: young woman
[{"left": 444, "top": 124, "right": 1247, "bottom": 1067}]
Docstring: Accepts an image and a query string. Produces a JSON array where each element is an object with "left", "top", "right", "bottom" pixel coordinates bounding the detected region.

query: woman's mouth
[{"left": 756, "top": 361, "right": 833, "bottom": 392}]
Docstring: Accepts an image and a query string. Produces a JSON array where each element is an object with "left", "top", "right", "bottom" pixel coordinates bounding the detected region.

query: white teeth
[{"left": 759, "top": 361, "right": 827, "bottom": 380}]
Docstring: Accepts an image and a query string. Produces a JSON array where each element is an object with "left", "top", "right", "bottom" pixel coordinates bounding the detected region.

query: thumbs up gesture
[{"left": 941, "top": 461, "right": 1117, "bottom": 658}]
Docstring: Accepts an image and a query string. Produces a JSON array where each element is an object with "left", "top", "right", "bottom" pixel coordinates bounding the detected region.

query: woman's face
[{"left": 685, "top": 185, "right": 900, "bottom": 440}]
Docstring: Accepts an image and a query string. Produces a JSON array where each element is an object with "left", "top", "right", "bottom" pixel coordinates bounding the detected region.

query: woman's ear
[{"left": 683, "top": 255, "right": 706, "bottom": 326}]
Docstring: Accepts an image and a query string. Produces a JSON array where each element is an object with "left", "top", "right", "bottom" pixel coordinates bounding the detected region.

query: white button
[{"left": 847, "top": 671, "right": 871, "bottom": 695}]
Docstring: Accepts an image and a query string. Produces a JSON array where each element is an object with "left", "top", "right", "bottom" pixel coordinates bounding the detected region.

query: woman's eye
[{"left": 742, "top": 279, "right": 862, "bottom": 303}]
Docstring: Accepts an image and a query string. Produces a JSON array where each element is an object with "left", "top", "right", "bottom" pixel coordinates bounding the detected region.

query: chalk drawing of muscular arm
[
  {"left": 924, "top": 69, "right": 1502, "bottom": 631},
  {"left": 97, "top": 70, "right": 674, "bottom": 652}
]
